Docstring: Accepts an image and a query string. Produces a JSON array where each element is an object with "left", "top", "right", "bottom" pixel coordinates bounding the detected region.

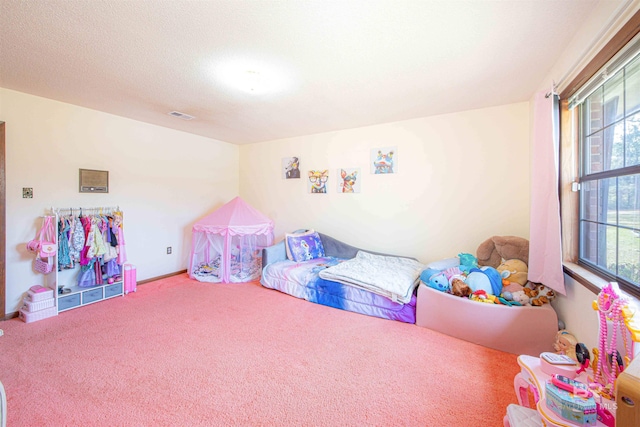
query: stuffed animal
[
  {"left": 502, "top": 282, "right": 524, "bottom": 295},
  {"left": 465, "top": 266, "right": 502, "bottom": 295},
  {"left": 523, "top": 286, "right": 538, "bottom": 300},
  {"left": 450, "top": 278, "right": 472, "bottom": 297},
  {"left": 509, "top": 290, "right": 531, "bottom": 305},
  {"left": 497, "top": 259, "right": 528, "bottom": 286},
  {"left": 476, "top": 236, "right": 529, "bottom": 268},
  {"left": 528, "top": 283, "right": 556, "bottom": 306},
  {"left": 458, "top": 253, "right": 478, "bottom": 273},
  {"left": 420, "top": 268, "right": 450, "bottom": 292}
]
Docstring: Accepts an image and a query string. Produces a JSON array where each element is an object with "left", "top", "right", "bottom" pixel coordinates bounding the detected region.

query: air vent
[{"left": 168, "top": 111, "right": 195, "bottom": 120}]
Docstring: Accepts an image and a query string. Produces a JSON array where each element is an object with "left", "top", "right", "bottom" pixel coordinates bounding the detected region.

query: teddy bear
[
  {"left": 497, "top": 259, "right": 528, "bottom": 286},
  {"left": 476, "top": 235, "right": 529, "bottom": 268}
]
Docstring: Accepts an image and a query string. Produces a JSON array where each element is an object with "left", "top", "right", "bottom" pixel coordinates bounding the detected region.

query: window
[{"left": 575, "top": 39, "right": 640, "bottom": 298}]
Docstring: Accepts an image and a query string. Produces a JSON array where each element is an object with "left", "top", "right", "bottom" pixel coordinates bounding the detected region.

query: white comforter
[{"left": 318, "top": 251, "right": 424, "bottom": 304}]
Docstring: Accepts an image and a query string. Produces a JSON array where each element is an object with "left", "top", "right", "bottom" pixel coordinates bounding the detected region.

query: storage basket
[
  {"left": 27, "top": 288, "right": 54, "bottom": 302},
  {"left": 22, "top": 297, "right": 55, "bottom": 312},
  {"left": 19, "top": 306, "right": 57, "bottom": 323}
]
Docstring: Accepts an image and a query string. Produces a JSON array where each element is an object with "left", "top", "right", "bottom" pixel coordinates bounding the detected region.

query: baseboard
[
  {"left": 137, "top": 269, "right": 187, "bottom": 285},
  {"left": 3, "top": 311, "right": 18, "bottom": 321},
  {"left": 2, "top": 270, "right": 188, "bottom": 321}
]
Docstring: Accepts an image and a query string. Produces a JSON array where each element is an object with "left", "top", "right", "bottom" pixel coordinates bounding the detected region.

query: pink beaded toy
[{"left": 591, "top": 282, "right": 630, "bottom": 400}]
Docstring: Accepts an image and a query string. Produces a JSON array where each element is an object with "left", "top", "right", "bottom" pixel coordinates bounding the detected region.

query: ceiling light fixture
[{"left": 214, "top": 60, "right": 291, "bottom": 95}]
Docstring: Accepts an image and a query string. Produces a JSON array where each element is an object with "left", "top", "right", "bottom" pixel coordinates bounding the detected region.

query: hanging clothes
[
  {"left": 80, "top": 216, "right": 94, "bottom": 265},
  {"left": 114, "top": 211, "right": 127, "bottom": 265},
  {"left": 94, "top": 258, "right": 104, "bottom": 285},
  {"left": 52, "top": 207, "right": 127, "bottom": 286},
  {"left": 92, "top": 217, "right": 108, "bottom": 258},
  {"left": 57, "top": 217, "right": 72, "bottom": 270},
  {"left": 69, "top": 215, "right": 85, "bottom": 262}
]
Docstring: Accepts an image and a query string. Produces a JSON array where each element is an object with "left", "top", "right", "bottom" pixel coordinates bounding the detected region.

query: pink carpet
[{"left": 0, "top": 274, "right": 520, "bottom": 426}]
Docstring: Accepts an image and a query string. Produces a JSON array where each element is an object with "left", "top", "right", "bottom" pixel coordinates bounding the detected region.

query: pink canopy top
[{"left": 192, "top": 197, "right": 274, "bottom": 236}]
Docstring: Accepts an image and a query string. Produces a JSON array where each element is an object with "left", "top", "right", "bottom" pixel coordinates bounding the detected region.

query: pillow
[{"left": 285, "top": 230, "right": 326, "bottom": 262}]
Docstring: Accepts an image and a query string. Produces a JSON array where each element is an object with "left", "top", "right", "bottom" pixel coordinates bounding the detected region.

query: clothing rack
[{"left": 50, "top": 206, "right": 121, "bottom": 216}]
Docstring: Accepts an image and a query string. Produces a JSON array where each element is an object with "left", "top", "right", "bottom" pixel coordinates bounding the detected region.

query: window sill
[{"left": 563, "top": 261, "right": 640, "bottom": 304}]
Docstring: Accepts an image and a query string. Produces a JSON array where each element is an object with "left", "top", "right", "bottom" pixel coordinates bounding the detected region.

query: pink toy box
[{"left": 416, "top": 283, "right": 558, "bottom": 355}]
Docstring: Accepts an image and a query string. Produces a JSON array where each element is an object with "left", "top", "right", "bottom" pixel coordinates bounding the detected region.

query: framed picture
[
  {"left": 370, "top": 146, "right": 397, "bottom": 174},
  {"left": 337, "top": 168, "right": 360, "bottom": 193},
  {"left": 282, "top": 156, "right": 301, "bottom": 179},
  {"left": 307, "top": 170, "right": 329, "bottom": 193}
]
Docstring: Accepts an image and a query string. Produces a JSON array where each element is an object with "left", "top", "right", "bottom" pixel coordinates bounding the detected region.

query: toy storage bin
[
  {"left": 27, "top": 288, "right": 54, "bottom": 302},
  {"left": 19, "top": 306, "right": 57, "bottom": 323},
  {"left": 22, "top": 297, "right": 55, "bottom": 312},
  {"left": 415, "top": 283, "right": 558, "bottom": 355}
]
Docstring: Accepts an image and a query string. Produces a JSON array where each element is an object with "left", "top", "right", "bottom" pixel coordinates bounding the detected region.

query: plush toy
[
  {"left": 451, "top": 278, "right": 472, "bottom": 297},
  {"left": 523, "top": 286, "right": 538, "bottom": 299},
  {"left": 528, "top": 283, "right": 556, "bottom": 306},
  {"left": 502, "top": 282, "right": 524, "bottom": 295},
  {"left": 458, "top": 253, "right": 478, "bottom": 273},
  {"left": 497, "top": 259, "right": 528, "bottom": 286},
  {"left": 420, "top": 268, "right": 450, "bottom": 292},
  {"left": 476, "top": 236, "right": 529, "bottom": 268},
  {"left": 465, "top": 266, "right": 502, "bottom": 295},
  {"left": 509, "top": 290, "right": 531, "bottom": 305}
]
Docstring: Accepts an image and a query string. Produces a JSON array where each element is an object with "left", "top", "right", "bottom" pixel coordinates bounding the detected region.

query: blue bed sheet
[{"left": 260, "top": 257, "right": 416, "bottom": 323}]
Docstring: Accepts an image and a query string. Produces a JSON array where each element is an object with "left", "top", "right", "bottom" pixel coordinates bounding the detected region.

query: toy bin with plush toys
[{"left": 415, "top": 235, "right": 559, "bottom": 356}]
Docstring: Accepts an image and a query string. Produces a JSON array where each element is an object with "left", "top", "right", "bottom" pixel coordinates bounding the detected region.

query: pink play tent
[{"left": 189, "top": 197, "right": 274, "bottom": 283}]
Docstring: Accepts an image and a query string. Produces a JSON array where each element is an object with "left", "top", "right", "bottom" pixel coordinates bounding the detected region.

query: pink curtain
[{"left": 528, "top": 90, "right": 566, "bottom": 295}]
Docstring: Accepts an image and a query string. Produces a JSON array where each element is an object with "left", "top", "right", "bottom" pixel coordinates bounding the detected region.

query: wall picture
[
  {"left": 370, "top": 147, "right": 397, "bottom": 174},
  {"left": 307, "top": 170, "right": 329, "bottom": 193},
  {"left": 337, "top": 168, "right": 360, "bottom": 193},
  {"left": 282, "top": 156, "right": 301, "bottom": 179}
]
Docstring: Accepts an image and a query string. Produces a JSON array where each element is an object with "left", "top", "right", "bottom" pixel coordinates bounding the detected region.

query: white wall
[
  {"left": 240, "top": 102, "right": 530, "bottom": 264},
  {"left": 1, "top": 88, "right": 239, "bottom": 314}
]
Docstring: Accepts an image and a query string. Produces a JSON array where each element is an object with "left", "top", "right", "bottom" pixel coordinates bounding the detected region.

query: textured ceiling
[{"left": 1, "top": 0, "right": 604, "bottom": 144}]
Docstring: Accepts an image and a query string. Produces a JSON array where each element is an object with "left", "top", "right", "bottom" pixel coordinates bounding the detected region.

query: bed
[{"left": 260, "top": 232, "right": 420, "bottom": 323}]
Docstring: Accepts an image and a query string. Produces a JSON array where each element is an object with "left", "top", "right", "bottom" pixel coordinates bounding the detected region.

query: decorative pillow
[{"left": 285, "top": 230, "right": 326, "bottom": 262}]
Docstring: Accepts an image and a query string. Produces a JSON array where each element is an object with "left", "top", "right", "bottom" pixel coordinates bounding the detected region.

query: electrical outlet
[{"left": 167, "top": 247, "right": 172, "bottom": 254}]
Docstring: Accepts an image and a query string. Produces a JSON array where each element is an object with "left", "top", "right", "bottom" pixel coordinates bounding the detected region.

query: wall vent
[{"left": 168, "top": 111, "right": 195, "bottom": 120}]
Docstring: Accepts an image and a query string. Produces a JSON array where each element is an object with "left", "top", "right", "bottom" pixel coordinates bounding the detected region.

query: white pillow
[{"left": 425, "top": 257, "right": 460, "bottom": 271}]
